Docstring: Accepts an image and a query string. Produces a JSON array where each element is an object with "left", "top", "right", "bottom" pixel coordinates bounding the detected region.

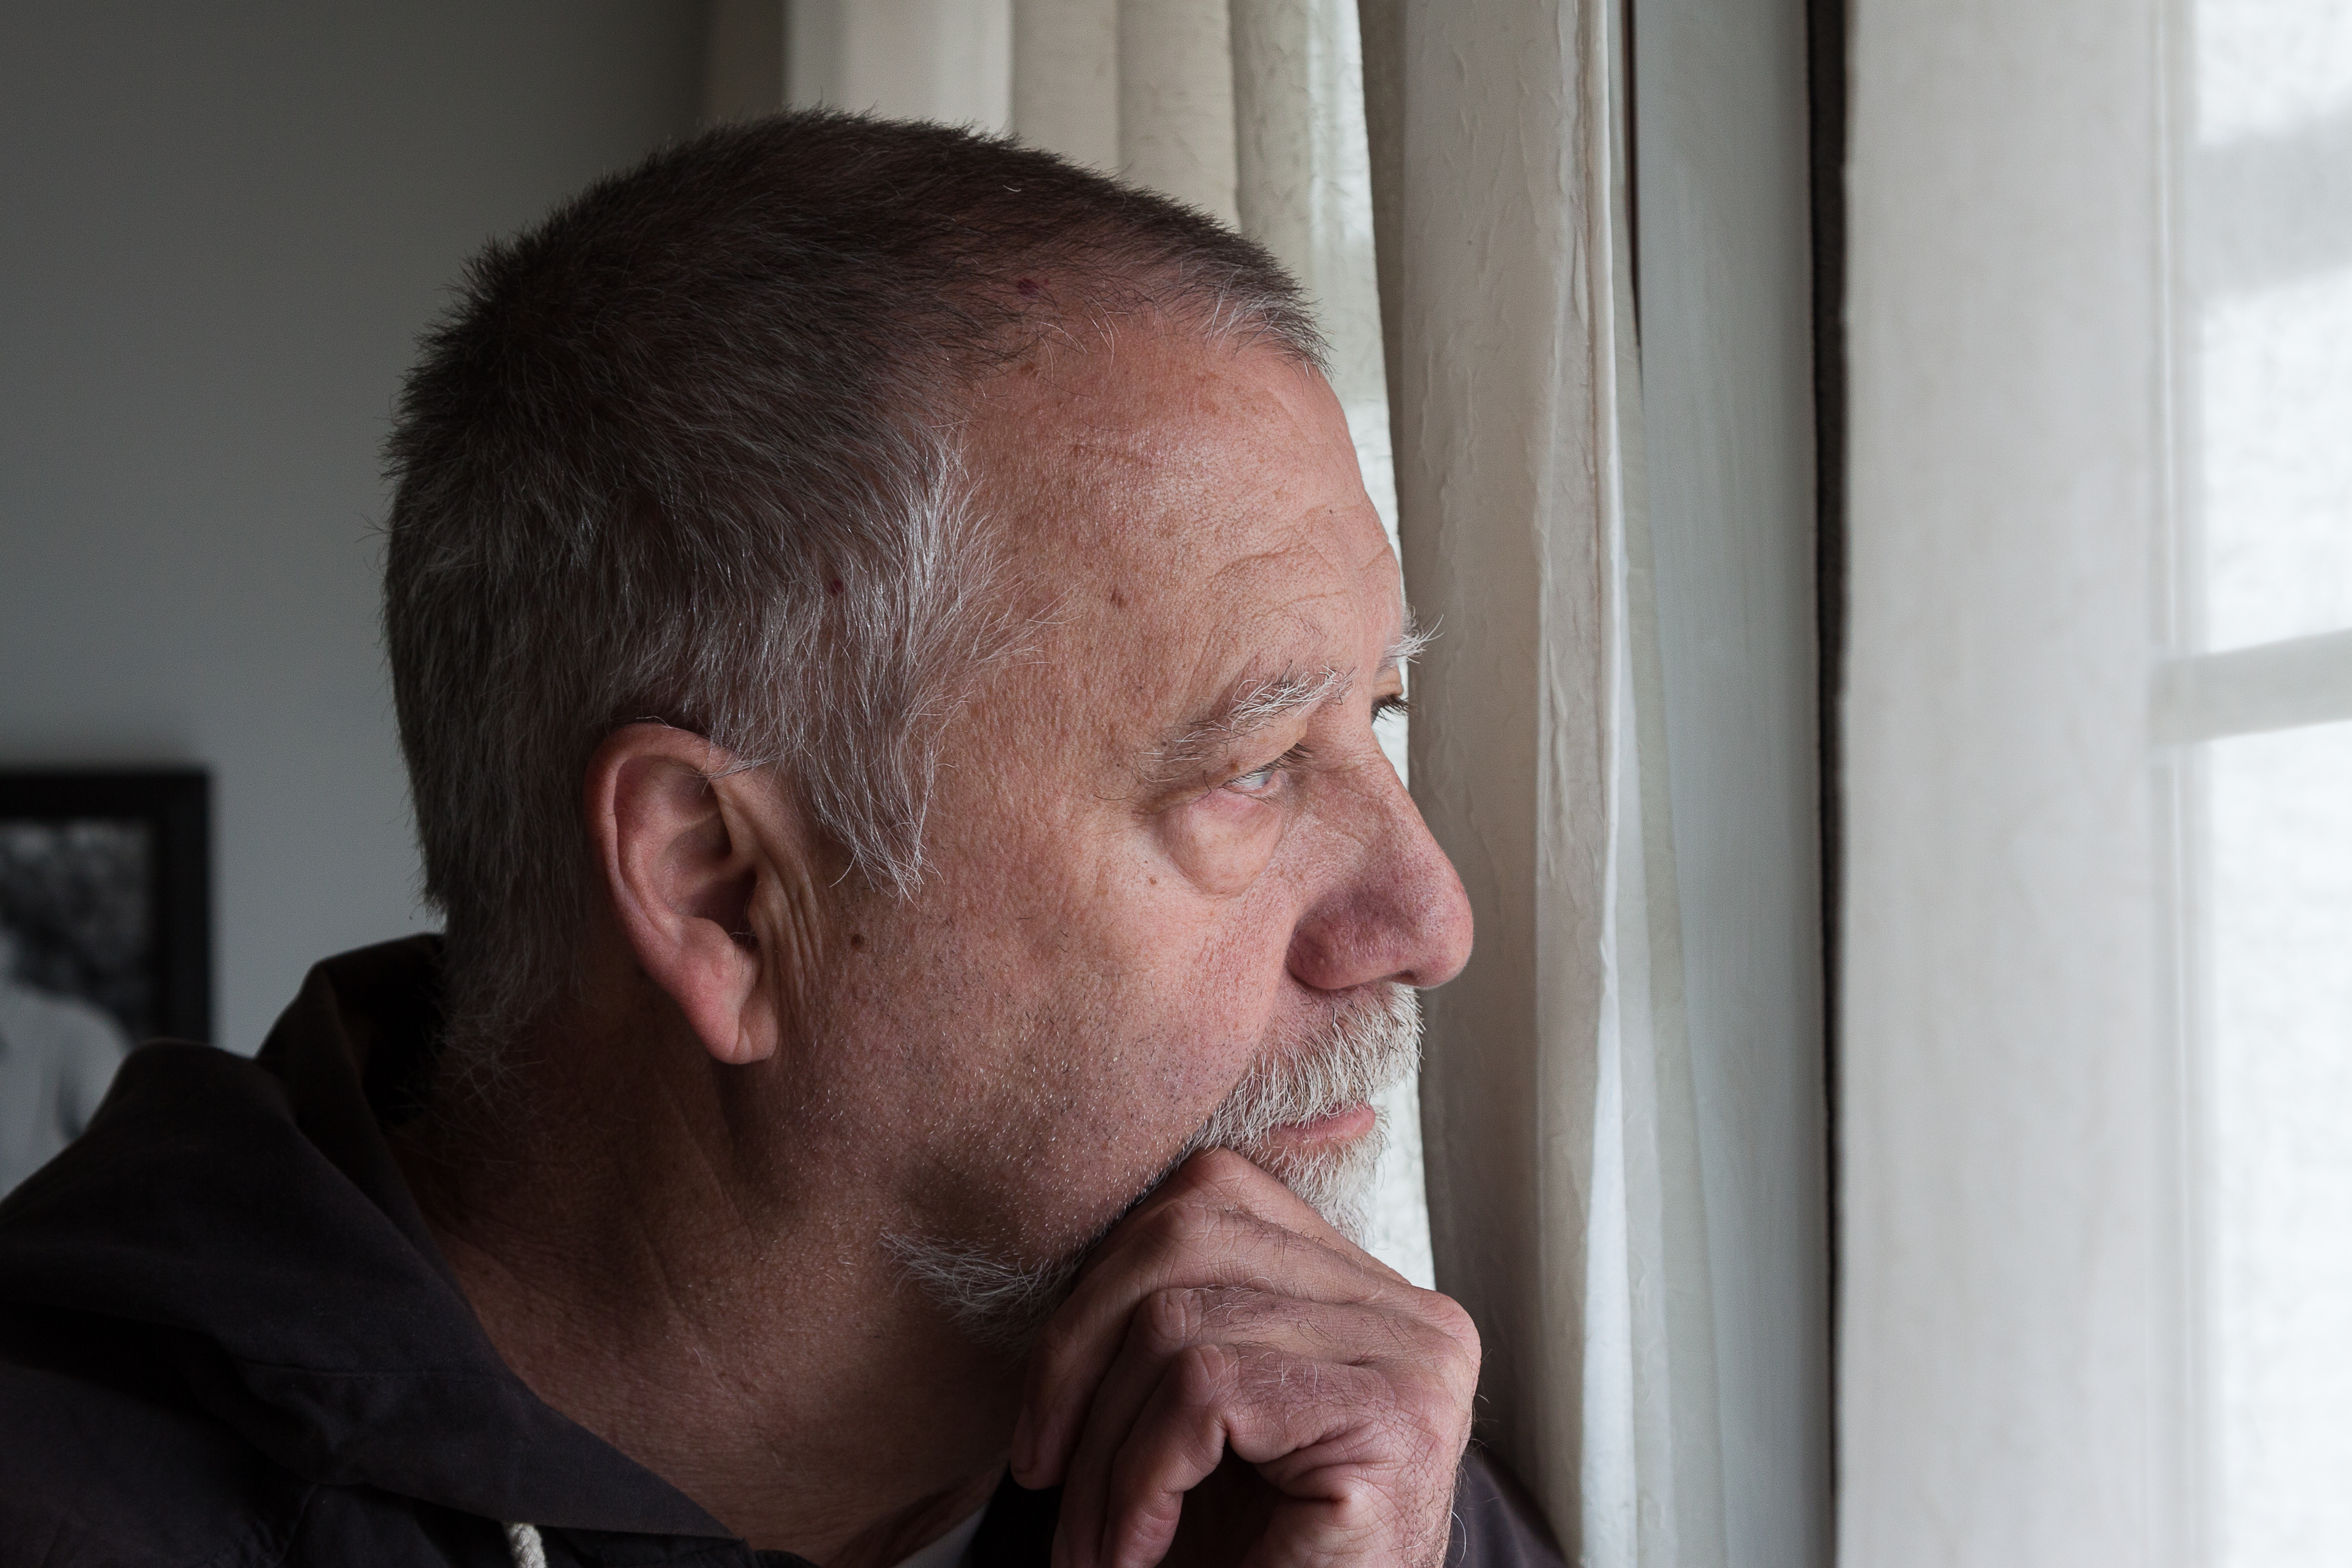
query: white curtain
[{"left": 1355, "top": 3, "right": 1732, "bottom": 1561}]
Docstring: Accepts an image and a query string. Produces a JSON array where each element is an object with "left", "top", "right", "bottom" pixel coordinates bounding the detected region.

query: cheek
[{"left": 1156, "top": 792, "right": 1286, "bottom": 895}]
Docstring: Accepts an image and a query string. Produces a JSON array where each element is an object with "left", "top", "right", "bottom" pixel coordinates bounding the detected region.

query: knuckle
[
  {"left": 1182, "top": 1146, "right": 1260, "bottom": 1190},
  {"left": 1146, "top": 1196, "right": 1217, "bottom": 1256},
  {"left": 1169, "top": 1340, "right": 1237, "bottom": 1408},
  {"left": 1419, "top": 1289, "right": 1481, "bottom": 1359},
  {"left": 1374, "top": 1348, "right": 1475, "bottom": 1437},
  {"left": 1135, "top": 1286, "right": 1206, "bottom": 1355},
  {"left": 1401, "top": 1370, "right": 1474, "bottom": 1437}
]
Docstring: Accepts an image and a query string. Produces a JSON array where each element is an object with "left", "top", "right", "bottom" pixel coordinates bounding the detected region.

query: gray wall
[{"left": 1, "top": 4, "right": 705, "bottom": 1051}]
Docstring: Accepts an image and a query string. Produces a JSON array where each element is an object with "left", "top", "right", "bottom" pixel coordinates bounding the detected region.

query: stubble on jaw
[{"left": 886, "top": 983, "right": 1423, "bottom": 1355}]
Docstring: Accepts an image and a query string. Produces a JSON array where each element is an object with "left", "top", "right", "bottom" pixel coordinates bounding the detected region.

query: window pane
[
  {"left": 2191, "top": 0, "right": 2352, "bottom": 652},
  {"left": 2195, "top": 0, "right": 2352, "bottom": 141},
  {"left": 2208, "top": 718, "right": 2352, "bottom": 1567},
  {"left": 2198, "top": 271, "right": 2352, "bottom": 650}
]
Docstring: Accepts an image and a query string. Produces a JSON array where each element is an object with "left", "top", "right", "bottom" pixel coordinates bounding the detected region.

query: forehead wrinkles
[
  {"left": 1143, "top": 534, "right": 1409, "bottom": 749},
  {"left": 977, "top": 341, "right": 1329, "bottom": 542}
]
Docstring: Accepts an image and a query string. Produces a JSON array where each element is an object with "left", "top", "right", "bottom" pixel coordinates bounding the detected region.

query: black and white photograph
[{"left": 0, "top": 770, "right": 209, "bottom": 1196}]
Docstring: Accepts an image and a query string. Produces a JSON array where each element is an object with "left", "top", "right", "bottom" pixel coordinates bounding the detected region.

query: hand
[{"left": 1008, "top": 1148, "right": 1481, "bottom": 1568}]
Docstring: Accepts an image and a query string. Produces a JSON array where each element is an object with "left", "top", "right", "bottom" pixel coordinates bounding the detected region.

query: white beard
[
  {"left": 1173, "top": 981, "right": 1420, "bottom": 1244},
  {"left": 888, "top": 984, "right": 1422, "bottom": 1354}
]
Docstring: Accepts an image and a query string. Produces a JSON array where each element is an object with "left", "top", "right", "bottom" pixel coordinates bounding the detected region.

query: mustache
[
  {"left": 1181, "top": 982, "right": 1421, "bottom": 1164},
  {"left": 887, "top": 984, "right": 1422, "bottom": 1355}
]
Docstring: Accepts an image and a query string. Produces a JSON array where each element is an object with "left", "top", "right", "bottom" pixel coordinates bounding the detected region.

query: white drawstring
[{"left": 505, "top": 1521, "right": 548, "bottom": 1568}]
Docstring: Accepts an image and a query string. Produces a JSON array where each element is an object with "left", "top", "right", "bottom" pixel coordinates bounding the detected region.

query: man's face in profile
[{"left": 810, "top": 323, "right": 1474, "bottom": 1304}]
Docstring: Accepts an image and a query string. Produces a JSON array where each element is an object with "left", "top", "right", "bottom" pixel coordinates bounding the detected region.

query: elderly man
[{"left": 0, "top": 114, "right": 1557, "bottom": 1568}]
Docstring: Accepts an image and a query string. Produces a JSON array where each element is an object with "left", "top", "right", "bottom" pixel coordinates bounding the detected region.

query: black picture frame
[{"left": 0, "top": 769, "right": 212, "bottom": 1044}]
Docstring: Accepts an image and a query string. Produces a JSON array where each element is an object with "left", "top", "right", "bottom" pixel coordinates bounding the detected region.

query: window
[
  {"left": 1842, "top": 0, "right": 2352, "bottom": 1557},
  {"left": 2168, "top": 3, "right": 2352, "bottom": 1560}
]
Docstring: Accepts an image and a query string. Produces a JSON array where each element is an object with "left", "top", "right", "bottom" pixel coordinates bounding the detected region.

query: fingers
[
  {"left": 1053, "top": 1289, "right": 1462, "bottom": 1568},
  {"left": 1014, "top": 1151, "right": 1420, "bottom": 1489},
  {"left": 1090, "top": 1343, "right": 1396, "bottom": 1568},
  {"left": 1017, "top": 1147, "right": 1479, "bottom": 1568}
]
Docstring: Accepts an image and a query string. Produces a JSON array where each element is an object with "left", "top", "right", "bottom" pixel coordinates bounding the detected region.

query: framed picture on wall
[{"left": 0, "top": 769, "right": 210, "bottom": 1194}]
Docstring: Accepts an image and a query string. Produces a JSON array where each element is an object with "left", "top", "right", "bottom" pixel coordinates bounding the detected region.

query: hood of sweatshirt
[{"left": 0, "top": 937, "right": 735, "bottom": 1547}]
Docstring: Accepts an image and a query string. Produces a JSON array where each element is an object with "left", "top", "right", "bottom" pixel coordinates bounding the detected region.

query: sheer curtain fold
[{"left": 1359, "top": 4, "right": 1730, "bottom": 1562}]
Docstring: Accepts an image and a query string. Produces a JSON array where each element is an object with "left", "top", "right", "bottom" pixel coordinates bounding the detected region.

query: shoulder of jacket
[
  {"left": 0, "top": 1318, "right": 316, "bottom": 1568},
  {"left": 1447, "top": 1445, "right": 1568, "bottom": 1568}
]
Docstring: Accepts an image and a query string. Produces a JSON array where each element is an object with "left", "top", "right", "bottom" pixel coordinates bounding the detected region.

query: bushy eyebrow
[
  {"left": 1145, "top": 612, "right": 1428, "bottom": 788},
  {"left": 1147, "top": 666, "right": 1349, "bottom": 786},
  {"left": 1384, "top": 615, "right": 1432, "bottom": 671}
]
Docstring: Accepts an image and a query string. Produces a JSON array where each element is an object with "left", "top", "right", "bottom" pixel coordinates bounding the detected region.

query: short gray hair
[{"left": 384, "top": 111, "right": 1323, "bottom": 1065}]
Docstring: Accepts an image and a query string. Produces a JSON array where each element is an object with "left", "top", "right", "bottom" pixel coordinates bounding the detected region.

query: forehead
[{"left": 968, "top": 325, "right": 1399, "bottom": 652}]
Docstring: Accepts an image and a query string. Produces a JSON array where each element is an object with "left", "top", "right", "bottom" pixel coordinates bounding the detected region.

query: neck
[{"left": 391, "top": 1000, "right": 1016, "bottom": 1563}]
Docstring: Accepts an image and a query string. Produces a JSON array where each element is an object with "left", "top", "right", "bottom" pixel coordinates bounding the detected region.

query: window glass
[
  {"left": 2194, "top": 0, "right": 2352, "bottom": 142},
  {"left": 2197, "top": 275, "right": 2352, "bottom": 650},
  {"left": 2191, "top": 0, "right": 2352, "bottom": 651},
  {"left": 2206, "top": 720, "right": 2352, "bottom": 1566},
  {"left": 2187, "top": 5, "right": 2352, "bottom": 1562}
]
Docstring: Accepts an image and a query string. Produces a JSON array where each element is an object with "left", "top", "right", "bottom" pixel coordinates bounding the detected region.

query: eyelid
[{"left": 1223, "top": 744, "right": 1307, "bottom": 795}]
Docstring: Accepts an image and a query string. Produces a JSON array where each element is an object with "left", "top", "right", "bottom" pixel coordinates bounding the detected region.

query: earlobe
[{"left": 586, "top": 724, "right": 812, "bottom": 1068}]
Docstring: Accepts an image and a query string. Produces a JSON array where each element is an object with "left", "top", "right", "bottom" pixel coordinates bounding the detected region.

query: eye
[
  {"left": 1373, "top": 693, "right": 1411, "bottom": 724},
  {"left": 1224, "top": 760, "right": 1285, "bottom": 796}
]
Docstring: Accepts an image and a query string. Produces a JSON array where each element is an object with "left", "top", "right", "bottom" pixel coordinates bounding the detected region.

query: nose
[{"left": 1285, "top": 754, "right": 1474, "bottom": 993}]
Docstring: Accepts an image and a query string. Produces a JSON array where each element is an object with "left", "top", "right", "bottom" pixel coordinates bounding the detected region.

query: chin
[
  {"left": 1235, "top": 1110, "right": 1389, "bottom": 1244},
  {"left": 1181, "top": 981, "right": 1422, "bottom": 1242},
  {"left": 892, "top": 985, "right": 1418, "bottom": 1350}
]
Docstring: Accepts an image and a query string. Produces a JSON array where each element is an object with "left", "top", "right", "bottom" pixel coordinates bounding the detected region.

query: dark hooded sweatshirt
[{"left": 0, "top": 939, "right": 1561, "bottom": 1568}]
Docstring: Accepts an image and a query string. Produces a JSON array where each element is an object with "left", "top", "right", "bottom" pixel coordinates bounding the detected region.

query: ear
[{"left": 585, "top": 723, "right": 818, "bottom": 1067}]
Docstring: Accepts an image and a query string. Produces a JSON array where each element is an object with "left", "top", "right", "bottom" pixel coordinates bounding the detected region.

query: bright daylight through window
[{"left": 2171, "top": 2, "right": 2352, "bottom": 1562}]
